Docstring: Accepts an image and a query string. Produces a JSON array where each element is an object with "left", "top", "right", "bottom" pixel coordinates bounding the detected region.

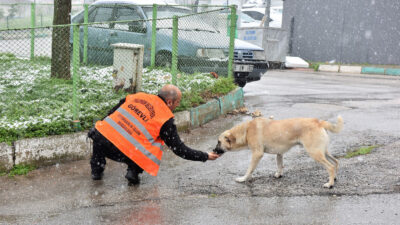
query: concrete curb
[
  {"left": 0, "top": 143, "right": 13, "bottom": 171},
  {"left": 14, "top": 132, "right": 90, "bottom": 167},
  {"left": 0, "top": 88, "right": 244, "bottom": 171},
  {"left": 318, "top": 65, "right": 339, "bottom": 72},
  {"left": 318, "top": 64, "right": 400, "bottom": 76}
]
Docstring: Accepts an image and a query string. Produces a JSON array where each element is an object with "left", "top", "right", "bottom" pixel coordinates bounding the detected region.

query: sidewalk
[{"left": 318, "top": 64, "right": 400, "bottom": 76}]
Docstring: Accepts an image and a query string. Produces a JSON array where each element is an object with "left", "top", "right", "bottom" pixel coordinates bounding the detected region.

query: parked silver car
[{"left": 71, "top": 0, "right": 268, "bottom": 86}]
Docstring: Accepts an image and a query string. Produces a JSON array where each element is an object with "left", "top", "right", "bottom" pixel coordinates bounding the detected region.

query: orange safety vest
[{"left": 95, "top": 92, "right": 174, "bottom": 176}]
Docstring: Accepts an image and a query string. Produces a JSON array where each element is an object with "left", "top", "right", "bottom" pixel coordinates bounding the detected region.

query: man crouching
[{"left": 88, "top": 84, "right": 219, "bottom": 185}]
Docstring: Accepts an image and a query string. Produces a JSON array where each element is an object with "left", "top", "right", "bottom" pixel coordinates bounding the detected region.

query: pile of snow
[{"left": 285, "top": 56, "right": 309, "bottom": 68}]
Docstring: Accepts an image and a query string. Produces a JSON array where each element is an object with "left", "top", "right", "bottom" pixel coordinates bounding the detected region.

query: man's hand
[{"left": 207, "top": 152, "right": 220, "bottom": 160}]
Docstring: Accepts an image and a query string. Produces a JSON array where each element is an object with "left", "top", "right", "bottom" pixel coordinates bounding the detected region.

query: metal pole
[
  {"left": 171, "top": 15, "right": 178, "bottom": 85},
  {"left": 263, "top": 0, "right": 271, "bottom": 28},
  {"left": 30, "top": 2, "right": 36, "bottom": 60},
  {"left": 228, "top": 5, "right": 236, "bottom": 79},
  {"left": 150, "top": 4, "right": 157, "bottom": 68},
  {"left": 72, "top": 24, "right": 81, "bottom": 131},
  {"left": 83, "top": 4, "right": 88, "bottom": 65}
]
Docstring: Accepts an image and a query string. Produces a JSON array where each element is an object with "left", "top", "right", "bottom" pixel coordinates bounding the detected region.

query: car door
[
  {"left": 85, "top": 5, "right": 117, "bottom": 65},
  {"left": 109, "top": 6, "right": 150, "bottom": 65}
]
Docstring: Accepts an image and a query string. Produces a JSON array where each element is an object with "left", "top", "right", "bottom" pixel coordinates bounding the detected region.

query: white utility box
[{"left": 111, "top": 43, "right": 144, "bottom": 93}]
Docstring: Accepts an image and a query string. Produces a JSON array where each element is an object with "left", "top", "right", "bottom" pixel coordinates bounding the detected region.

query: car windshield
[
  {"left": 243, "top": 10, "right": 264, "bottom": 21},
  {"left": 142, "top": 6, "right": 219, "bottom": 33},
  {"left": 241, "top": 13, "right": 257, "bottom": 23},
  {"left": 142, "top": 6, "right": 192, "bottom": 19}
]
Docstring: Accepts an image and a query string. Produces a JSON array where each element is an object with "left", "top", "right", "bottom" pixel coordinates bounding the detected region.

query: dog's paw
[
  {"left": 274, "top": 172, "right": 282, "bottom": 178},
  {"left": 323, "top": 183, "right": 334, "bottom": 189},
  {"left": 235, "top": 176, "right": 248, "bottom": 183}
]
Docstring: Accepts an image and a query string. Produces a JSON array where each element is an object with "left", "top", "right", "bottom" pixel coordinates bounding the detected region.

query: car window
[
  {"left": 243, "top": 11, "right": 264, "bottom": 21},
  {"left": 88, "top": 7, "right": 115, "bottom": 28},
  {"left": 241, "top": 13, "right": 256, "bottom": 23},
  {"left": 142, "top": 6, "right": 191, "bottom": 19},
  {"left": 114, "top": 7, "right": 146, "bottom": 33}
]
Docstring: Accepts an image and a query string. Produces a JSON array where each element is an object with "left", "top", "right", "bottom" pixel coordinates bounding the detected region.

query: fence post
[
  {"left": 150, "top": 4, "right": 157, "bottom": 68},
  {"left": 83, "top": 4, "right": 89, "bottom": 65},
  {"left": 30, "top": 2, "right": 36, "bottom": 60},
  {"left": 171, "top": 15, "right": 178, "bottom": 85},
  {"left": 228, "top": 5, "right": 237, "bottom": 79},
  {"left": 72, "top": 24, "right": 81, "bottom": 131}
]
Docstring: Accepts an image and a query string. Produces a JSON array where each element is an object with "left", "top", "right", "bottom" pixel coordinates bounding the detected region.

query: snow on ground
[{"left": 0, "top": 54, "right": 216, "bottom": 131}]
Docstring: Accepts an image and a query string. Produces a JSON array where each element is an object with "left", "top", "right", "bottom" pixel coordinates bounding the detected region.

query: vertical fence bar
[
  {"left": 150, "top": 4, "right": 157, "bottom": 68},
  {"left": 228, "top": 5, "right": 236, "bottom": 79},
  {"left": 72, "top": 24, "right": 81, "bottom": 131},
  {"left": 83, "top": 4, "right": 88, "bottom": 65},
  {"left": 30, "top": 2, "right": 36, "bottom": 60},
  {"left": 171, "top": 15, "right": 178, "bottom": 85}
]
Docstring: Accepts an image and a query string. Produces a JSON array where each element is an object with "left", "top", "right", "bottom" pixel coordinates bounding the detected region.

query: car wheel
[
  {"left": 234, "top": 72, "right": 247, "bottom": 87},
  {"left": 235, "top": 78, "right": 247, "bottom": 87},
  {"left": 155, "top": 51, "right": 172, "bottom": 68}
]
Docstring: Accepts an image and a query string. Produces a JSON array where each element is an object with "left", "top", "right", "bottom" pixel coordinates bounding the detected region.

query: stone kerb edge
[
  {"left": 190, "top": 99, "right": 221, "bottom": 128},
  {"left": 318, "top": 64, "right": 339, "bottom": 72},
  {"left": 384, "top": 68, "right": 400, "bottom": 76},
  {"left": 318, "top": 64, "right": 400, "bottom": 76},
  {"left": 0, "top": 143, "right": 13, "bottom": 171},
  {"left": 339, "top": 65, "right": 362, "bottom": 74},
  {"left": 190, "top": 87, "right": 243, "bottom": 128},
  {"left": 361, "top": 67, "right": 385, "bottom": 75},
  {"left": 14, "top": 132, "right": 90, "bottom": 167},
  {"left": 219, "top": 87, "right": 244, "bottom": 115}
]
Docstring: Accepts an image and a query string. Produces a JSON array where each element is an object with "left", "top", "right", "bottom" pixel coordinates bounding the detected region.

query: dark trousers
[{"left": 90, "top": 129, "right": 143, "bottom": 175}]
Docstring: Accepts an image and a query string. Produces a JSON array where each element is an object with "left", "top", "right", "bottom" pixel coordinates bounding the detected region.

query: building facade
[{"left": 282, "top": 0, "right": 400, "bottom": 65}]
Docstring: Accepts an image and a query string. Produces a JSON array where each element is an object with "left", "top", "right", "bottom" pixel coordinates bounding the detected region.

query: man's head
[{"left": 158, "top": 84, "right": 182, "bottom": 111}]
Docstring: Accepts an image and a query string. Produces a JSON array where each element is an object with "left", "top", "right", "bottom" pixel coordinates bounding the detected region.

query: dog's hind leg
[
  {"left": 325, "top": 151, "right": 339, "bottom": 180},
  {"left": 307, "top": 150, "right": 336, "bottom": 188},
  {"left": 274, "top": 154, "right": 283, "bottom": 178},
  {"left": 236, "top": 150, "right": 264, "bottom": 183}
]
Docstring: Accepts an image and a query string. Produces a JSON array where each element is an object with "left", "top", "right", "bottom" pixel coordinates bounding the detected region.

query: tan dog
[{"left": 215, "top": 116, "right": 343, "bottom": 188}]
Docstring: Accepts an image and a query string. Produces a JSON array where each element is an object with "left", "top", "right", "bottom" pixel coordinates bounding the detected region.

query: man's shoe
[
  {"left": 91, "top": 172, "right": 103, "bottom": 180},
  {"left": 125, "top": 170, "right": 140, "bottom": 185}
]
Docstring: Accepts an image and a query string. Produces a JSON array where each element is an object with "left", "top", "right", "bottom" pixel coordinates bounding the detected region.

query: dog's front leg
[
  {"left": 274, "top": 154, "right": 283, "bottom": 178},
  {"left": 236, "top": 151, "right": 263, "bottom": 183}
]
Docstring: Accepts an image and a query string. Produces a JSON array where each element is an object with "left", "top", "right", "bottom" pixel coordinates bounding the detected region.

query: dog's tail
[{"left": 321, "top": 115, "right": 343, "bottom": 133}]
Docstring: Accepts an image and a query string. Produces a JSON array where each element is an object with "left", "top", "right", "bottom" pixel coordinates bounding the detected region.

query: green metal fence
[
  {"left": 0, "top": 3, "right": 84, "bottom": 29},
  {"left": 0, "top": 4, "right": 237, "bottom": 143}
]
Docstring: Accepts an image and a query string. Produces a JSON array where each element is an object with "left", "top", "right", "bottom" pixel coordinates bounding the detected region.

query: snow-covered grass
[{"left": 0, "top": 53, "right": 235, "bottom": 144}]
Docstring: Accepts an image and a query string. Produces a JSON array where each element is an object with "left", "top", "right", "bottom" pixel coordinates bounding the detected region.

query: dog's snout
[{"left": 213, "top": 140, "right": 225, "bottom": 155}]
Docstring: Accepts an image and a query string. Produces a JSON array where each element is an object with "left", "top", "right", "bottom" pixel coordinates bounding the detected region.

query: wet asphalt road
[{"left": 1, "top": 70, "right": 399, "bottom": 225}]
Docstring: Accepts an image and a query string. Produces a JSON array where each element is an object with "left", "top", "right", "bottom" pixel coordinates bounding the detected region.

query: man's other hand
[{"left": 207, "top": 152, "right": 220, "bottom": 160}]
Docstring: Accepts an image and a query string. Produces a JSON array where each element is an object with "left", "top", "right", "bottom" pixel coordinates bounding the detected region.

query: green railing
[{"left": 0, "top": 4, "right": 237, "bottom": 143}]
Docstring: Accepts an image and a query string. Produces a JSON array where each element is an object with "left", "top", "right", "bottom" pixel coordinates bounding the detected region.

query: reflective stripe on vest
[
  {"left": 104, "top": 117, "right": 161, "bottom": 166},
  {"left": 95, "top": 93, "right": 174, "bottom": 176},
  {"left": 116, "top": 108, "right": 162, "bottom": 149}
]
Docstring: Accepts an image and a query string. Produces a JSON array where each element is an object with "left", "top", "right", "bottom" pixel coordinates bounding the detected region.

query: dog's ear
[{"left": 225, "top": 132, "right": 236, "bottom": 146}]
